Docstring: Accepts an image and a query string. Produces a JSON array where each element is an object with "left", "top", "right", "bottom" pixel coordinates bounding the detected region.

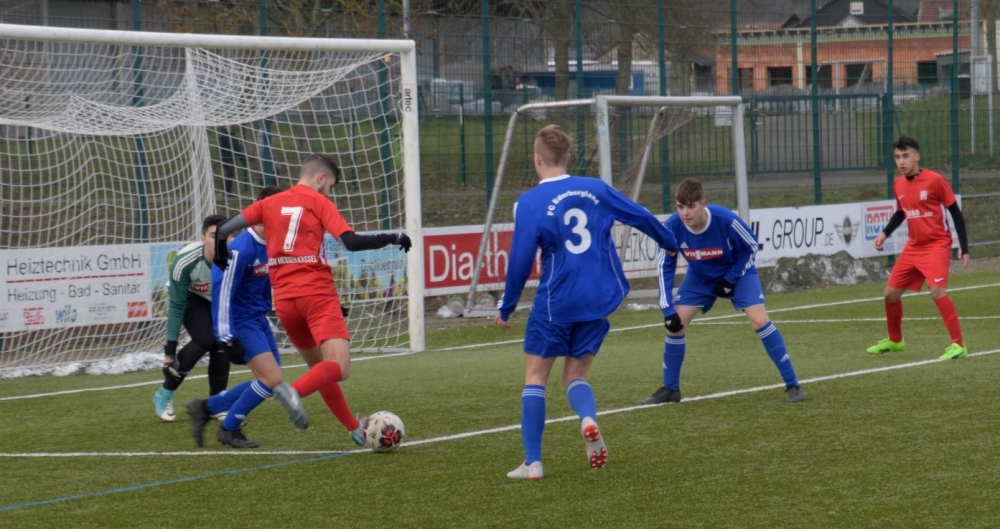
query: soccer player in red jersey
[
  {"left": 868, "top": 136, "right": 970, "bottom": 360},
  {"left": 214, "top": 153, "right": 411, "bottom": 444}
]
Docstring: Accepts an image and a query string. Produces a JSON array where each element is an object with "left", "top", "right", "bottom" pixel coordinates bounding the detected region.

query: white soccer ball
[{"left": 364, "top": 410, "right": 405, "bottom": 452}]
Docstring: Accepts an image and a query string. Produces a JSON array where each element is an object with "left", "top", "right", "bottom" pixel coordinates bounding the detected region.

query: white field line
[
  {"left": 3, "top": 347, "right": 997, "bottom": 458},
  {"left": 2, "top": 281, "right": 998, "bottom": 402},
  {"left": 0, "top": 283, "right": 1000, "bottom": 402},
  {"left": 699, "top": 315, "right": 1000, "bottom": 325},
  {"left": 0, "top": 283, "right": 1000, "bottom": 457}
]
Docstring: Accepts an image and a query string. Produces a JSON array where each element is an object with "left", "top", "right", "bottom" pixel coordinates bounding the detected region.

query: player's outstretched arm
[
  {"left": 605, "top": 185, "right": 677, "bottom": 251},
  {"left": 214, "top": 215, "right": 250, "bottom": 269},
  {"left": 340, "top": 231, "right": 411, "bottom": 252}
]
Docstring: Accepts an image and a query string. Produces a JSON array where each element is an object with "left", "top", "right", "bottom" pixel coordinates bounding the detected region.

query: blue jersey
[
  {"left": 499, "top": 175, "right": 677, "bottom": 323},
  {"left": 658, "top": 204, "right": 758, "bottom": 315},
  {"left": 212, "top": 228, "right": 272, "bottom": 343}
]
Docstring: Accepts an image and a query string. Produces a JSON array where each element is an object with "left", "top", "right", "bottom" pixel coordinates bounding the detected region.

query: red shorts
[
  {"left": 888, "top": 245, "right": 951, "bottom": 292},
  {"left": 274, "top": 295, "right": 350, "bottom": 350}
]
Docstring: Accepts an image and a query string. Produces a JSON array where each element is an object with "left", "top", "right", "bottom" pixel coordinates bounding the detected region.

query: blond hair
[{"left": 534, "top": 125, "right": 572, "bottom": 167}]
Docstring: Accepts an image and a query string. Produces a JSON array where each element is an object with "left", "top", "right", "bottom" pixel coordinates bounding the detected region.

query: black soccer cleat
[
  {"left": 217, "top": 425, "right": 260, "bottom": 449},
  {"left": 186, "top": 399, "right": 211, "bottom": 447},
  {"left": 641, "top": 386, "right": 682, "bottom": 405},
  {"left": 785, "top": 385, "right": 806, "bottom": 403}
]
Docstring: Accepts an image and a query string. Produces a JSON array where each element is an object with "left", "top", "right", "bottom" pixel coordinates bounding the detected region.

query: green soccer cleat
[
  {"left": 866, "top": 338, "right": 905, "bottom": 355},
  {"left": 939, "top": 343, "right": 968, "bottom": 360},
  {"left": 349, "top": 413, "right": 367, "bottom": 447}
]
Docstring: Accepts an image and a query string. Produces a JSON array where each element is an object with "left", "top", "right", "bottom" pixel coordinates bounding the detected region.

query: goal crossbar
[
  {"left": 0, "top": 23, "right": 415, "bottom": 53},
  {"left": 595, "top": 95, "right": 749, "bottom": 219}
]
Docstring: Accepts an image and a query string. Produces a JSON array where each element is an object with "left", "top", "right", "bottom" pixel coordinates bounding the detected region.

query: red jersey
[
  {"left": 893, "top": 169, "right": 956, "bottom": 250},
  {"left": 242, "top": 184, "right": 352, "bottom": 301}
]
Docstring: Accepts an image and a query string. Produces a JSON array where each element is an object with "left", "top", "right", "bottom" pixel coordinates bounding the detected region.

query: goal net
[
  {"left": 465, "top": 95, "right": 748, "bottom": 314},
  {"left": 0, "top": 24, "right": 424, "bottom": 376}
]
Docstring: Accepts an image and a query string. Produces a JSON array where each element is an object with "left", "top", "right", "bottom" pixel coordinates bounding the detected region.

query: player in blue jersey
[
  {"left": 495, "top": 125, "right": 678, "bottom": 480},
  {"left": 641, "top": 178, "right": 805, "bottom": 406},
  {"left": 185, "top": 186, "right": 306, "bottom": 449}
]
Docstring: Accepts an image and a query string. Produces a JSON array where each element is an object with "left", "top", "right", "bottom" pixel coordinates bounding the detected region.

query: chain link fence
[{"left": 2, "top": 0, "right": 997, "bottom": 251}]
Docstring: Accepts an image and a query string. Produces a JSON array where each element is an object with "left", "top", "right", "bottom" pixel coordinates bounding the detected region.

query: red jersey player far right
[
  {"left": 868, "top": 136, "right": 970, "bottom": 360},
  {"left": 214, "top": 153, "right": 411, "bottom": 446}
]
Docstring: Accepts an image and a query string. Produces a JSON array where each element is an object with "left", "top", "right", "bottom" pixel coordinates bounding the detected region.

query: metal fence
[{"left": 2, "top": 0, "right": 997, "bottom": 249}]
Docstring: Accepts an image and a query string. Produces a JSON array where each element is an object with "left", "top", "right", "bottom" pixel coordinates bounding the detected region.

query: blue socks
[
  {"left": 566, "top": 379, "right": 596, "bottom": 423},
  {"left": 756, "top": 321, "right": 799, "bottom": 387},
  {"left": 520, "top": 385, "right": 546, "bottom": 465},
  {"left": 222, "top": 380, "right": 273, "bottom": 431},
  {"left": 662, "top": 334, "right": 686, "bottom": 390},
  {"left": 207, "top": 380, "right": 251, "bottom": 416}
]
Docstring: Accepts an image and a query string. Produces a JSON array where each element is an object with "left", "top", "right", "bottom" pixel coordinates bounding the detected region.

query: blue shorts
[
  {"left": 675, "top": 271, "right": 766, "bottom": 314},
  {"left": 231, "top": 314, "right": 281, "bottom": 365},
  {"left": 523, "top": 317, "right": 611, "bottom": 359}
]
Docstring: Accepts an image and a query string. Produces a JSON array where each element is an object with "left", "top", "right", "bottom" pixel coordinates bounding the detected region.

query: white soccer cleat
[
  {"left": 153, "top": 387, "right": 175, "bottom": 422},
  {"left": 273, "top": 382, "right": 309, "bottom": 430},
  {"left": 581, "top": 417, "right": 607, "bottom": 469},
  {"left": 210, "top": 411, "right": 228, "bottom": 422},
  {"left": 507, "top": 461, "right": 544, "bottom": 480}
]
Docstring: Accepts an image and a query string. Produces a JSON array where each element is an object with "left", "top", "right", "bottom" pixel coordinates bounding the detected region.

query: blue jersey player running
[
  {"left": 185, "top": 186, "right": 306, "bottom": 448},
  {"left": 495, "top": 125, "right": 678, "bottom": 480},
  {"left": 641, "top": 178, "right": 805, "bottom": 406}
]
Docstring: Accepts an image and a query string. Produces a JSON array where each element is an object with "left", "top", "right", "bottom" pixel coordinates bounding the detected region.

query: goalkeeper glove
[
  {"left": 395, "top": 233, "right": 412, "bottom": 253},
  {"left": 713, "top": 279, "right": 736, "bottom": 299},
  {"left": 162, "top": 340, "right": 182, "bottom": 381},
  {"left": 664, "top": 312, "right": 684, "bottom": 333}
]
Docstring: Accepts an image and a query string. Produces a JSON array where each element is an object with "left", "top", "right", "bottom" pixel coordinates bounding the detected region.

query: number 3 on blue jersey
[{"left": 564, "top": 208, "right": 591, "bottom": 254}]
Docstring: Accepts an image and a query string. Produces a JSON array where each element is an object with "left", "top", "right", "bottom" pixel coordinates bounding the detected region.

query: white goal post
[
  {"left": 465, "top": 95, "right": 749, "bottom": 315},
  {"left": 0, "top": 23, "right": 424, "bottom": 375}
]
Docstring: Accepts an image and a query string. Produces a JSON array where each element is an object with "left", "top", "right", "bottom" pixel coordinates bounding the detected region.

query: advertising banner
[
  {"left": 422, "top": 216, "right": 685, "bottom": 296},
  {"left": 0, "top": 245, "right": 152, "bottom": 332}
]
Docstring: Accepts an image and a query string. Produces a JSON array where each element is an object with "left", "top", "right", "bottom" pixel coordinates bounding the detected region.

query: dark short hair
[
  {"left": 674, "top": 178, "right": 704, "bottom": 206},
  {"left": 201, "top": 214, "right": 226, "bottom": 235},
  {"left": 301, "top": 153, "right": 342, "bottom": 185},
  {"left": 892, "top": 136, "right": 919, "bottom": 152},
  {"left": 257, "top": 185, "right": 283, "bottom": 201}
]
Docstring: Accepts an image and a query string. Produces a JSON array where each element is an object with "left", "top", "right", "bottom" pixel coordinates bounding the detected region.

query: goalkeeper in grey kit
[{"left": 153, "top": 214, "right": 231, "bottom": 422}]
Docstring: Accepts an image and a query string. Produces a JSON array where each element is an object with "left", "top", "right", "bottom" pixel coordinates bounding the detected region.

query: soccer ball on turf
[{"left": 364, "top": 410, "right": 405, "bottom": 452}]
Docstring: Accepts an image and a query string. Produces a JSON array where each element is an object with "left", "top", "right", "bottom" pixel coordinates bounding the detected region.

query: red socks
[
  {"left": 933, "top": 295, "right": 964, "bottom": 346},
  {"left": 290, "top": 361, "right": 360, "bottom": 431},
  {"left": 291, "top": 361, "right": 343, "bottom": 398},
  {"left": 319, "top": 383, "right": 361, "bottom": 431},
  {"left": 885, "top": 300, "right": 903, "bottom": 343}
]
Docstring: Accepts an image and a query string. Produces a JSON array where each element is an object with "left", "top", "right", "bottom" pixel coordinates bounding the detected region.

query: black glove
[
  {"left": 221, "top": 339, "right": 247, "bottom": 366},
  {"left": 713, "top": 279, "right": 736, "bottom": 299},
  {"left": 395, "top": 233, "right": 412, "bottom": 253},
  {"left": 162, "top": 340, "right": 182, "bottom": 381},
  {"left": 214, "top": 233, "right": 230, "bottom": 270},
  {"left": 341, "top": 305, "right": 350, "bottom": 318},
  {"left": 664, "top": 313, "right": 684, "bottom": 333}
]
